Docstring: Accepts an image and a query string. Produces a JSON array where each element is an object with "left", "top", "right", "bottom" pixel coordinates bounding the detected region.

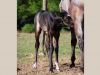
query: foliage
[
  {"left": 17, "top": 32, "right": 79, "bottom": 61},
  {"left": 48, "top": 0, "right": 60, "bottom": 11},
  {"left": 17, "top": 0, "right": 61, "bottom": 31},
  {"left": 17, "top": 0, "right": 42, "bottom": 31},
  {"left": 22, "top": 24, "right": 34, "bottom": 33}
]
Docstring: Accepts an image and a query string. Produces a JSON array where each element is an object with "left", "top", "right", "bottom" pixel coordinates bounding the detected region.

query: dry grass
[{"left": 17, "top": 31, "right": 83, "bottom": 75}]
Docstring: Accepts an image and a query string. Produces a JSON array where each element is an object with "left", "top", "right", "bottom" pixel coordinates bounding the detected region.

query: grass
[{"left": 17, "top": 31, "right": 80, "bottom": 64}]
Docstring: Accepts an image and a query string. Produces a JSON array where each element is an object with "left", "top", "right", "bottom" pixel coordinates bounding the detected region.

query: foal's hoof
[
  {"left": 55, "top": 62, "right": 60, "bottom": 72},
  {"left": 80, "top": 66, "right": 84, "bottom": 73},
  {"left": 56, "top": 69, "right": 60, "bottom": 72},
  {"left": 32, "top": 63, "right": 37, "bottom": 69},
  {"left": 49, "top": 69, "right": 54, "bottom": 73},
  {"left": 70, "top": 63, "right": 75, "bottom": 68},
  {"left": 49, "top": 70, "right": 54, "bottom": 73}
]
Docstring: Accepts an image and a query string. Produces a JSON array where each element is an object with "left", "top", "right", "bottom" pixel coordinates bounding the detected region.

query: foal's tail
[{"left": 39, "top": 11, "right": 54, "bottom": 32}]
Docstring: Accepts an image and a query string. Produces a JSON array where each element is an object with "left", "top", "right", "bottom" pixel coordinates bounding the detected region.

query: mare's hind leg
[
  {"left": 70, "top": 27, "right": 77, "bottom": 68},
  {"left": 75, "top": 19, "right": 84, "bottom": 72},
  {"left": 32, "top": 29, "right": 41, "bottom": 69},
  {"left": 54, "top": 32, "right": 60, "bottom": 71}
]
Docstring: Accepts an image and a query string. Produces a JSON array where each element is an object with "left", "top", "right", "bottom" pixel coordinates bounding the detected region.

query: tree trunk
[{"left": 42, "top": 0, "right": 48, "bottom": 10}]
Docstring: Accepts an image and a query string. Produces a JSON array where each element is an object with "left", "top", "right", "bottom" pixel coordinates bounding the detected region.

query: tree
[
  {"left": 42, "top": 0, "right": 48, "bottom": 10},
  {"left": 17, "top": 0, "right": 61, "bottom": 31}
]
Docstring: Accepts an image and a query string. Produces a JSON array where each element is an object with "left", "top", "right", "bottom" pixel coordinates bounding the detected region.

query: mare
[{"left": 59, "top": 0, "right": 84, "bottom": 72}]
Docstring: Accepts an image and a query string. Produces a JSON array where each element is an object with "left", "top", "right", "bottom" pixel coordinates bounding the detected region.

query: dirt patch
[{"left": 17, "top": 56, "right": 84, "bottom": 75}]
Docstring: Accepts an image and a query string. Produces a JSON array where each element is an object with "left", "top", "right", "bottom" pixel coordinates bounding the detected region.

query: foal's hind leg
[
  {"left": 45, "top": 34, "right": 49, "bottom": 56},
  {"left": 42, "top": 31, "right": 46, "bottom": 56},
  {"left": 70, "top": 27, "right": 77, "bottom": 68},
  {"left": 32, "top": 29, "right": 41, "bottom": 69},
  {"left": 54, "top": 32, "right": 60, "bottom": 71}
]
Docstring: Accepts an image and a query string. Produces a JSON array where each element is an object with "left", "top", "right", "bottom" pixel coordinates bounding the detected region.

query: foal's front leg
[{"left": 48, "top": 34, "right": 54, "bottom": 72}]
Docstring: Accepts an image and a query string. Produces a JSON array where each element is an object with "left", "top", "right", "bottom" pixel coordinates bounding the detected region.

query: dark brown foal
[{"left": 32, "top": 10, "right": 62, "bottom": 72}]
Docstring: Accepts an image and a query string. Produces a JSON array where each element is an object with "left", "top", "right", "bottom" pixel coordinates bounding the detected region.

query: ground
[{"left": 17, "top": 31, "right": 84, "bottom": 75}]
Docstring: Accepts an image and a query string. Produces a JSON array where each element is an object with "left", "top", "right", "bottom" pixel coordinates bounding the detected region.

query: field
[{"left": 17, "top": 31, "right": 83, "bottom": 75}]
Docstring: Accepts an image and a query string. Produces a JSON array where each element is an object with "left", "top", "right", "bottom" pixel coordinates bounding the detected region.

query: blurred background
[{"left": 17, "top": 0, "right": 61, "bottom": 33}]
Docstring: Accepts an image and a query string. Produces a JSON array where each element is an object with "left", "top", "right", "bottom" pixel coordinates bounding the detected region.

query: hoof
[
  {"left": 49, "top": 70, "right": 54, "bottom": 73},
  {"left": 70, "top": 63, "right": 75, "bottom": 68},
  {"left": 80, "top": 66, "right": 84, "bottom": 73},
  {"left": 32, "top": 63, "right": 37, "bottom": 69},
  {"left": 55, "top": 62, "right": 60, "bottom": 72},
  {"left": 56, "top": 69, "right": 60, "bottom": 72},
  {"left": 49, "top": 68, "right": 54, "bottom": 73}
]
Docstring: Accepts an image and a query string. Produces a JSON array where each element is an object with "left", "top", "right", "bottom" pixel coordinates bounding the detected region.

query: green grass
[{"left": 17, "top": 31, "right": 80, "bottom": 63}]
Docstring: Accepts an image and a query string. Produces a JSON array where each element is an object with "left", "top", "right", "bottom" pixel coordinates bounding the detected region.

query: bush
[{"left": 22, "top": 24, "right": 35, "bottom": 33}]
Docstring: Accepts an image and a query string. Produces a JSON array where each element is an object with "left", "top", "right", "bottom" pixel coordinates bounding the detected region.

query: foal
[{"left": 32, "top": 10, "right": 63, "bottom": 72}]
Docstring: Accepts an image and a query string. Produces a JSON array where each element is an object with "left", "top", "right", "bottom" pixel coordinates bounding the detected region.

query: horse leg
[
  {"left": 70, "top": 27, "right": 77, "bottom": 68},
  {"left": 32, "top": 29, "right": 41, "bottom": 69},
  {"left": 42, "top": 31, "right": 46, "bottom": 56},
  {"left": 75, "top": 19, "right": 84, "bottom": 72},
  {"left": 48, "top": 33, "right": 54, "bottom": 72},
  {"left": 54, "top": 32, "right": 60, "bottom": 71},
  {"left": 45, "top": 34, "right": 49, "bottom": 57}
]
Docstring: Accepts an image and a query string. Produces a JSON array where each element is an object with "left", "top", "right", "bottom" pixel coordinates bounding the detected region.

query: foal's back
[{"left": 34, "top": 10, "right": 54, "bottom": 32}]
